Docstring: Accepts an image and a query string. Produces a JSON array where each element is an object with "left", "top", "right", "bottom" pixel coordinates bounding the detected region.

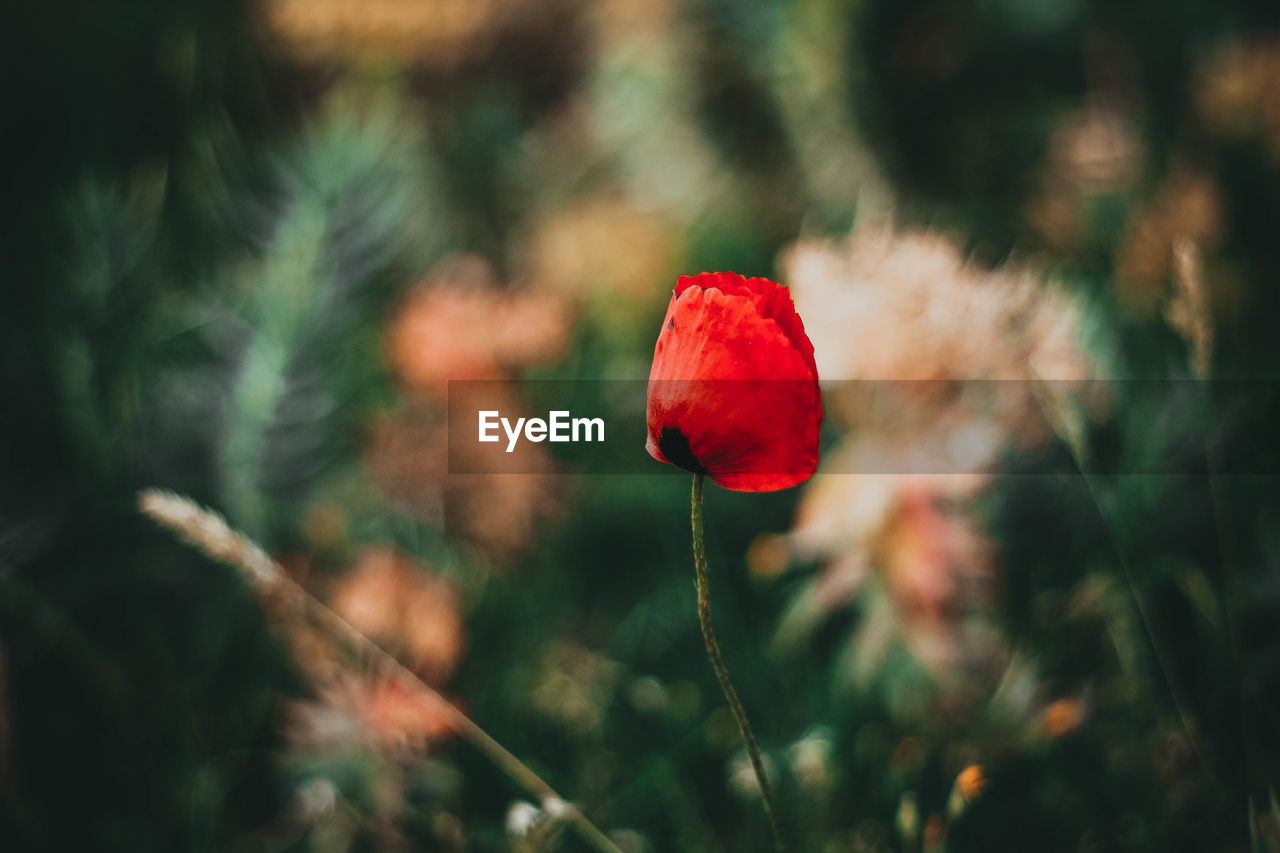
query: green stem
[
  {"left": 691, "top": 473, "right": 787, "bottom": 852},
  {"left": 138, "top": 490, "right": 623, "bottom": 853}
]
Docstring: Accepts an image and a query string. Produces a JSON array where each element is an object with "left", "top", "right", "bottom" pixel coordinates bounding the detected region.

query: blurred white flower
[
  {"left": 506, "top": 800, "right": 543, "bottom": 837},
  {"left": 776, "top": 220, "right": 1100, "bottom": 706}
]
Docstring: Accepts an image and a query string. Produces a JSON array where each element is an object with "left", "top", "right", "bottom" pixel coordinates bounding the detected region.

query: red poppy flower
[{"left": 646, "top": 271, "right": 822, "bottom": 491}]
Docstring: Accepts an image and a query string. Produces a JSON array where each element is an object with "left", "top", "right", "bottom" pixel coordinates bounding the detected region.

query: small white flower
[
  {"left": 506, "top": 800, "right": 542, "bottom": 837},
  {"left": 541, "top": 795, "right": 574, "bottom": 820}
]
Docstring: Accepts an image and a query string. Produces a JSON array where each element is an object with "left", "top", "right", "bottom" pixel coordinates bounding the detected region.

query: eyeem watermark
[
  {"left": 450, "top": 379, "right": 1280, "bottom": 475},
  {"left": 479, "top": 410, "right": 606, "bottom": 452}
]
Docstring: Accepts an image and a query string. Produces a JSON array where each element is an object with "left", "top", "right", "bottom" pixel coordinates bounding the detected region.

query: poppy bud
[{"left": 646, "top": 271, "right": 822, "bottom": 491}]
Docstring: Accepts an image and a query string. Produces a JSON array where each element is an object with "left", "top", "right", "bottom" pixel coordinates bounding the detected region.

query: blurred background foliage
[{"left": 5, "top": 0, "right": 1280, "bottom": 850}]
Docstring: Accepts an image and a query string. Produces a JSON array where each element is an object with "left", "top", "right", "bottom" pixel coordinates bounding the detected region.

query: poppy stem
[{"left": 690, "top": 473, "right": 787, "bottom": 852}]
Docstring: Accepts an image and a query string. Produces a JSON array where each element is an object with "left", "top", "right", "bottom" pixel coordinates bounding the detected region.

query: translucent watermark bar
[{"left": 446, "top": 380, "right": 1280, "bottom": 476}]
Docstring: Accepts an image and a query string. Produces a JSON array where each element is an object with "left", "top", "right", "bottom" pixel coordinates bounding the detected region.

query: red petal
[
  {"left": 647, "top": 275, "right": 822, "bottom": 492},
  {"left": 673, "top": 272, "right": 818, "bottom": 380}
]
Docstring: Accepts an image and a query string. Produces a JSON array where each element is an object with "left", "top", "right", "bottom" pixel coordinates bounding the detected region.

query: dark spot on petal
[
  {"left": 658, "top": 427, "right": 706, "bottom": 474},
  {"left": 666, "top": 316, "right": 676, "bottom": 331}
]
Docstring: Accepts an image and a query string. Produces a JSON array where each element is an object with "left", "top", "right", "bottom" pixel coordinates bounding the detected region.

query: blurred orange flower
[
  {"left": 355, "top": 678, "right": 457, "bottom": 746},
  {"left": 285, "top": 674, "right": 456, "bottom": 753},
  {"left": 1039, "top": 697, "right": 1088, "bottom": 738},
  {"left": 278, "top": 547, "right": 466, "bottom": 756},
  {"left": 384, "top": 254, "right": 571, "bottom": 397},
  {"left": 262, "top": 0, "right": 562, "bottom": 69},
  {"left": 375, "top": 254, "right": 567, "bottom": 561},
  {"left": 330, "top": 546, "right": 464, "bottom": 684},
  {"left": 365, "top": 395, "right": 562, "bottom": 561},
  {"left": 955, "top": 764, "right": 987, "bottom": 802}
]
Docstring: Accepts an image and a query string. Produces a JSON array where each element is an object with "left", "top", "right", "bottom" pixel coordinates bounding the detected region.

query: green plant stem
[
  {"left": 138, "top": 490, "right": 623, "bottom": 853},
  {"left": 690, "top": 473, "right": 787, "bottom": 852},
  {"left": 1028, "top": 385, "right": 1208, "bottom": 772}
]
